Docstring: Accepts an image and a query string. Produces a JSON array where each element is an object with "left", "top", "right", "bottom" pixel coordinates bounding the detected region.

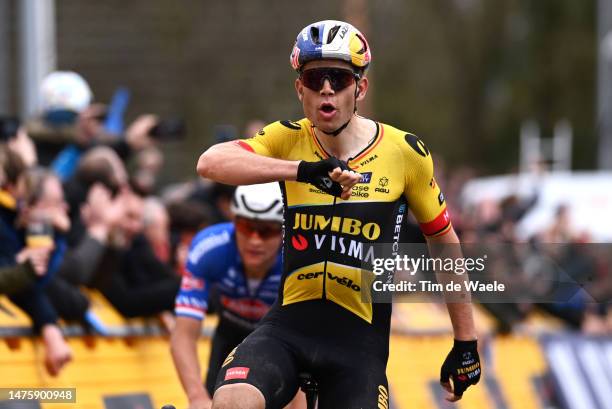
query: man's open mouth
[{"left": 319, "top": 102, "right": 337, "bottom": 113}]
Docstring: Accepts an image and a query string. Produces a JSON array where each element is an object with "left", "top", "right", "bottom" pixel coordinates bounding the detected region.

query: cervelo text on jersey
[
  {"left": 238, "top": 118, "right": 451, "bottom": 324},
  {"left": 175, "top": 223, "right": 283, "bottom": 330}
]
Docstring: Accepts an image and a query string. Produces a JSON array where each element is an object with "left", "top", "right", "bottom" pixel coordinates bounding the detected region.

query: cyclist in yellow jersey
[{"left": 197, "top": 20, "right": 481, "bottom": 409}]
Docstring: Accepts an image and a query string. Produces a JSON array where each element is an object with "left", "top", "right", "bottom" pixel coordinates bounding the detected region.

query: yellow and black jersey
[{"left": 238, "top": 118, "right": 451, "bottom": 332}]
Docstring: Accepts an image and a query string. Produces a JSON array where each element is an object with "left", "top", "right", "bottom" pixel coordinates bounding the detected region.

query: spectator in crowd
[
  {"left": 63, "top": 146, "right": 129, "bottom": 247},
  {"left": 85, "top": 189, "right": 181, "bottom": 320},
  {"left": 0, "top": 151, "right": 72, "bottom": 376},
  {"left": 130, "top": 146, "right": 164, "bottom": 196},
  {"left": 25, "top": 71, "right": 157, "bottom": 181},
  {"left": 0, "top": 147, "right": 48, "bottom": 294},
  {"left": 166, "top": 200, "right": 212, "bottom": 276}
]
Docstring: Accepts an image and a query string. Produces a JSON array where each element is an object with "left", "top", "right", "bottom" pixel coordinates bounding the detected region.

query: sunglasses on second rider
[{"left": 234, "top": 216, "right": 282, "bottom": 240}]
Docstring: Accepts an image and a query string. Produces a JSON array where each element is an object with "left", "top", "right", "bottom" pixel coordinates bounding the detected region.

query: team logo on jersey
[
  {"left": 291, "top": 234, "right": 309, "bottom": 251},
  {"left": 297, "top": 271, "right": 360, "bottom": 291},
  {"left": 225, "top": 367, "right": 250, "bottom": 380},
  {"left": 358, "top": 172, "right": 372, "bottom": 184},
  {"left": 280, "top": 120, "right": 302, "bottom": 130},
  {"left": 359, "top": 154, "right": 378, "bottom": 167},
  {"left": 222, "top": 347, "right": 237, "bottom": 367},
  {"left": 405, "top": 134, "right": 430, "bottom": 157},
  {"left": 180, "top": 274, "right": 205, "bottom": 291},
  {"left": 378, "top": 385, "right": 389, "bottom": 409},
  {"left": 292, "top": 213, "right": 381, "bottom": 241},
  {"left": 220, "top": 296, "right": 269, "bottom": 320},
  {"left": 375, "top": 177, "right": 390, "bottom": 194},
  {"left": 351, "top": 184, "right": 369, "bottom": 198}
]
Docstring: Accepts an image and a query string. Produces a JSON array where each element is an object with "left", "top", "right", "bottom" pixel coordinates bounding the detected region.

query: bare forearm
[
  {"left": 170, "top": 331, "right": 208, "bottom": 401},
  {"left": 197, "top": 142, "right": 299, "bottom": 185},
  {"left": 427, "top": 229, "right": 477, "bottom": 341},
  {"left": 445, "top": 302, "right": 477, "bottom": 340}
]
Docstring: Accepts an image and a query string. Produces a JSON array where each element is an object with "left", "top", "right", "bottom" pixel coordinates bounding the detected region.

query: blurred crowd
[
  {"left": 0, "top": 71, "right": 234, "bottom": 376},
  {"left": 433, "top": 160, "right": 612, "bottom": 336},
  {"left": 1, "top": 70, "right": 610, "bottom": 379}
]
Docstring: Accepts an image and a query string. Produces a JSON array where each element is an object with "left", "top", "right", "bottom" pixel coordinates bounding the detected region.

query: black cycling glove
[
  {"left": 440, "top": 339, "right": 481, "bottom": 398},
  {"left": 297, "top": 157, "right": 351, "bottom": 197}
]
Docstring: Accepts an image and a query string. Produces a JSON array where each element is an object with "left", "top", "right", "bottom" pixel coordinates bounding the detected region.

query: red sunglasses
[
  {"left": 300, "top": 67, "right": 359, "bottom": 92},
  {"left": 235, "top": 217, "right": 282, "bottom": 239}
]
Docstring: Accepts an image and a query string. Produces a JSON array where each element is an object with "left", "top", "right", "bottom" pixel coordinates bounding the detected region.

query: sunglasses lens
[
  {"left": 301, "top": 68, "right": 356, "bottom": 92},
  {"left": 235, "top": 218, "right": 281, "bottom": 239}
]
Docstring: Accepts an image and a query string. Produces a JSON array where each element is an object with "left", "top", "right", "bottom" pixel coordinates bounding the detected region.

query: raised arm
[{"left": 196, "top": 142, "right": 299, "bottom": 185}]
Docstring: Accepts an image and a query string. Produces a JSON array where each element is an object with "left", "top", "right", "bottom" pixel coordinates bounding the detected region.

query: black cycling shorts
[
  {"left": 214, "top": 300, "right": 390, "bottom": 409},
  {"left": 205, "top": 319, "right": 252, "bottom": 396}
]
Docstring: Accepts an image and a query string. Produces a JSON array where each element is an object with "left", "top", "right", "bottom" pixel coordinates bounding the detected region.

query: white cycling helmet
[
  {"left": 289, "top": 20, "right": 371, "bottom": 74},
  {"left": 40, "top": 71, "right": 93, "bottom": 113},
  {"left": 231, "top": 183, "right": 284, "bottom": 223}
]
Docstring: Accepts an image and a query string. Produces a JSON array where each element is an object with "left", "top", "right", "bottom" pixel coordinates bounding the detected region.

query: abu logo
[
  {"left": 375, "top": 176, "right": 390, "bottom": 194},
  {"left": 291, "top": 234, "right": 308, "bottom": 250},
  {"left": 358, "top": 172, "right": 372, "bottom": 184},
  {"left": 297, "top": 271, "right": 360, "bottom": 291},
  {"left": 292, "top": 213, "right": 381, "bottom": 240}
]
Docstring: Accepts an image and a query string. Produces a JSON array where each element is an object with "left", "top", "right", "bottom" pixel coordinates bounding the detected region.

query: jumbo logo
[{"left": 292, "top": 213, "right": 381, "bottom": 240}]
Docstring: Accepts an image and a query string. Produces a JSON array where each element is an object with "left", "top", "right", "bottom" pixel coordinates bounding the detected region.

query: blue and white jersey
[{"left": 175, "top": 222, "right": 282, "bottom": 329}]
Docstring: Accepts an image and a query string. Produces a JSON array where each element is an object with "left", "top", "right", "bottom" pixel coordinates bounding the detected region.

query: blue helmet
[{"left": 289, "top": 20, "right": 371, "bottom": 74}]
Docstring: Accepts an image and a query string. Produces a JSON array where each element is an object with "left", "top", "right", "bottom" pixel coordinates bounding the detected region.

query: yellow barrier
[
  {"left": 1, "top": 294, "right": 556, "bottom": 408},
  {"left": 0, "top": 334, "right": 549, "bottom": 409}
]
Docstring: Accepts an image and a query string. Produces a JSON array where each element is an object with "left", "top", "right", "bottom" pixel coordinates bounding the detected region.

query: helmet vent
[
  {"left": 355, "top": 33, "right": 368, "bottom": 54},
  {"left": 327, "top": 25, "right": 340, "bottom": 43},
  {"left": 310, "top": 26, "right": 320, "bottom": 44}
]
